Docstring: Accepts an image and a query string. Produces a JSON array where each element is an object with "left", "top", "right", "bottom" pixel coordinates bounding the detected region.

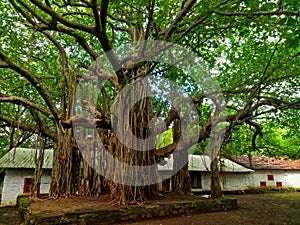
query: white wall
[
  {"left": 1, "top": 168, "right": 51, "bottom": 205},
  {"left": 201, "top": 170, "right": 300, "bottom": 191},
  {"left": 191, "top": 172, "right": 254, "bottom": 192},
  {"left": 196, "top": 172, "right": 210, "bottom": 191},
  {"left": 221, "top": 172, "right": 254, "bottom": 191},
  {"left": 253, "top": 170, "right": 300, "bottom": 189}
]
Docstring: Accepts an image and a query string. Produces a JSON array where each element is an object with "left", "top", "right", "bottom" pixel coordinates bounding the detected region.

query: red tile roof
[{"left": 232, "top": 155, "right": 300, "bottom": 170}]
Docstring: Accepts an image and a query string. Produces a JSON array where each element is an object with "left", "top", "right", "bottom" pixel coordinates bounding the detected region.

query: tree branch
[
  {"left": 0, "top": 50, "right": 60, "bottom": 121},
  {"left": 61, "top": 115, "right": 111, "bottom": 129},
  {"left": 0, "top": 114, "right": 56, "bottom": 139},
  {"left": 0, "top": 61, "right": 10, "bottom": 68},
  {"left": 251, "top": 97, "right": 300, "bottom": 113},
  {"left": 91, "top": 0, "right": 101, "bottom": 31},
  {"left": 30, "top": 0, "right": 95, "bottom": 34},
  {"left": 0, "top": 95, "right": 53, "bottom": 119},
  {"left": 14, "top": 0, "right": 50, "bottom": 26},
  {"left": 212, "top": 9, "right": 300, "bottom": 17},
  {"left": 12, "top": 0, "right": 99, "bottom": 61},
  {"left": 9, "top": 131, "right": 35, "bottom": 150},
  {"left": 99, "top": 0, "right": 109, "bottom": 32},
  {"left": 38, "top": 24, "right": 99, "bottom": 60},
  {"left": 163, "top": 0, "right": 197, "bottom": 40},
  {"left": 246, "top": 120, "right": 263, "bottom": 150},
  {"left": 29, "top": 108, "right": 55, "bottom": 142},
  {"left": 154, "top": 115, "right": 219, "bottom": 158},
  {"left": 144, "top": 0, "right": 155, "bottom": 41},
  {"left": 41, "top": 30, "right": 68, "bottom": 72}
]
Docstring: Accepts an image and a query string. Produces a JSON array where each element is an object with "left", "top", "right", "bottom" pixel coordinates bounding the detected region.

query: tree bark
[
  {"left": 210, "top": 157, "right": 223, "bottom": 198},
  {"left": 31, "top": 135, "right": 46, "bottom": 200},
  {"left": 107, "top": 78, "right": 158, "bottom": 205},
  {"left": 210, "top": 129, "right": 224, "bottom": 199},
  {"left": 171, "top": 155, "right": 191, "bottom": 194},
  {"left": 171, "top": 119, "right": 191, "bottom": 194},
  {"left": 49, "top": 125, "right": 75, "bottom": 197}
]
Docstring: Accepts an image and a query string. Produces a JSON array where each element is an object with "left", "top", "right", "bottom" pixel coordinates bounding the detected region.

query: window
[
  {"left": 267, "top": 175, "right": 274, "bottom": 181},
  {"left": 23, "top": 178, "right": 34, "bottom": 194},
  {"left": 162, "top": 179, "right": 170, "bottom": 192},
  {"left": 189, "top": 171, "right": 202, "bottom": 188},
  {"left": 260, "top": 181, "right": 267, "bottom": 188},
  {"left": 276, "top": 182, "right": 283, "bottom": 188}
]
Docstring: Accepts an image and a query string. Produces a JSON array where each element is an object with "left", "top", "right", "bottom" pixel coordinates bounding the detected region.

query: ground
[
  {"left": 0, "top": 206, "right": 22, "bottom": 225},
  {"left": 1, "top": 192, "right": 300, "bottom": 225},
  {"left": 123, "top": 192, "right": 300, "bottom": 225}
]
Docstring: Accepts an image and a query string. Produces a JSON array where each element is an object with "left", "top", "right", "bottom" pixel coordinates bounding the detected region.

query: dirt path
[
  {"left": 1, "top": 192, "right": 300, "bottom": 225},
  {"left": 0, "top": 206, "right": 22, "bottom": 225},
  {"left": 123, "top": 193, "right": 300, "bottom": 225}
]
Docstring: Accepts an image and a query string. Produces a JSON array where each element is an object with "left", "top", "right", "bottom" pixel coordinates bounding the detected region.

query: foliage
[
  {"left": 18, "top": 196, "right": 31, "bottom": 208},
  {"left": 226, "top": 121, "right": 300, "bottom": 159},
  {"left": 156, "top": 129, "right": 173, "bottom": 149},
  {"left": 0, "top": 0, "right": 299, "bottom": 201}
]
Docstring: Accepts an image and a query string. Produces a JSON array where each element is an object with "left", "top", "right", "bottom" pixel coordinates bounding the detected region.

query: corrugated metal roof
[
  {"left": 158, "top": 155, "right": 254, "bottom": 172},
  {"left": 0, "top": 148, "right": 53, "bottom": 169}
]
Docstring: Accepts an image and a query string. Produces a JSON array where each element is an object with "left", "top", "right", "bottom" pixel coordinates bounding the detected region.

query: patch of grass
[
  {"left": 126, "top": 206, "right": 143, "bottom": 215},
  {"left": 163, "top": 203, "right": 175, "bottom": 209},
  {"left": 265, "top": 192, "right": 300, "bottom": 200},
  {"left": 19, "top": 197, "right": 31, "bottom": 208}
]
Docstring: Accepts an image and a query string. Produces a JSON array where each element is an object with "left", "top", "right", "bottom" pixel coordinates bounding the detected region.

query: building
[
  {"left": 232, "top": 155, "right": 300, "bottom": 189},
  {"left": 0, "top": 171, "right": 4, "bottom": 198},
  {"left": 0, "top": 148, "right": 53, "bottom": 205},
  {"left": 158, "top": 155, "right": 254, "bottom": 192}
]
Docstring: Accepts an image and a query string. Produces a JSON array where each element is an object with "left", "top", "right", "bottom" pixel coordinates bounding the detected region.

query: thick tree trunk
[
  {"left": 210, "top": 157, "right": 223, "bottom": 198},
  {"left": 50, "top": 125, "right": 107, "bottom": 198},
  {"left": 77, "top": 133, "right": 106, "bottom": 196},
  {"left": 107, "top": 132, "right": 157, "bottom": 205},
  {"left": 171, "top": 119, "right": 191, "bottom": 194},
  {"left": 210, "top": 129, "right": 224, "bottom": 199},
  {"left": 107, "top": 79, "right": 158, "bottom": 205},
  {"left": 171, "top": 156, "right": 191, "bottom": 194},
  {"left": 31, "top": 135, "right": 46, "bottom": 200},
  {"left": 49, "top": 125, "right": 75, "bottom": 197}
]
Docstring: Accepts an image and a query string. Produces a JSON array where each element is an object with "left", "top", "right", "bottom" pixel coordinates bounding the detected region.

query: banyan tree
[{"left": 0, "top": 0, "right": 299, "bottom": 204}]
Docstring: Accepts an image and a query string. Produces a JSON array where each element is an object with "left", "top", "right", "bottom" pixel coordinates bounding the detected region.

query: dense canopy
[{"left": 0, "top": 0, "right": 299, "bottom": 203}]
